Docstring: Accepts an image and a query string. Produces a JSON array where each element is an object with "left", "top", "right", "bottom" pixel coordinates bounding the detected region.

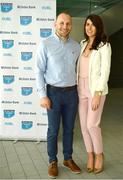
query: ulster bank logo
[
  {"left": 40, "top": 28, "right": 52, "bottom": 38},
  {"left": 3, "top": 75, "right": 15, "bottom": 84},
  {"left": 21, "top": 52, "right": 32, "bottom": 61},
  {"left": 2, "top": 40, "right": 14, "bottom": 49},
  {"left": 22, "top": 121, "right": 33, "bottom": 129},
  {"left": 20, "top": 16, "right": 32, "bottom": 25},
  {"left": 4, "top": 110, "right": 15, "bottom": 118},
  {"left": 1, "top": 3, "right": 13, "bottom": 12},
  {"left": 21, "top": 87, "right": 33, "bottom": 96}
]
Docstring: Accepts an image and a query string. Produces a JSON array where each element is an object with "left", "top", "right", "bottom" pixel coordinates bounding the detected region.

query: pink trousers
[{"left": 78, "top": 77, "right": 106, "bottom": 154}]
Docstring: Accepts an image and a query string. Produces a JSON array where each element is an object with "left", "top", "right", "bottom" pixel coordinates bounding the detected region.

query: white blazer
[{"left": 77, "top": 40, "right": 112, "bottom": 97}]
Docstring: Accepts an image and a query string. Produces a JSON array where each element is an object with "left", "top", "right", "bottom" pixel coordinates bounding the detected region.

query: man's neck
[{"left": 55, "top": 32, "right": 69, "bottom": 42}]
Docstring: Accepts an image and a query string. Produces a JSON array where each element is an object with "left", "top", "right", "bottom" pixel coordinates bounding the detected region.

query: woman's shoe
[
  {"left": 94, "top": 153, "right": 104, "bottom": 174},
  {"left": 87, "top": 167, "right": 94, "bottom": 173},
  {"left": 87, "top": 152, "right": 94, "bottom": 173},
  {"left": 94, "top": 167, "right": 103, "bottom": 174}
]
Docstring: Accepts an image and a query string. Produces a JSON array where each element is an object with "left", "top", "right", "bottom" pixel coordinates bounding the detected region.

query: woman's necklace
[{"left": 83, "top": 43, "right": 92, "bottom": 57}]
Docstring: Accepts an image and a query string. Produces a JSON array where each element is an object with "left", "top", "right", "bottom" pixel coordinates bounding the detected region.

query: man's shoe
[
  {"left": 48, "top": 161, "right": 58, "bottom": 179},
  {"left": 63, "top": 159, "right": 81, "bottom": 174}
]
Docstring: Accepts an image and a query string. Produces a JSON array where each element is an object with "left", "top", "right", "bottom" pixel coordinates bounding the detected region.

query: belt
[{"left": 47, "top": 84, "right": 77, "bottom": 91}]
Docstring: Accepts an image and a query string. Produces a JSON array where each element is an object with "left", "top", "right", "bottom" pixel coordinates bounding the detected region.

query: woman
[{"left": 77, "top": 14, "right": 111, "bottom": 173}]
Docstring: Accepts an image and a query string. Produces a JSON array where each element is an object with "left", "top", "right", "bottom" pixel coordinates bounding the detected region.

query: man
[{"left": 35, "top": 12, "right": 81, "bottom": 178}]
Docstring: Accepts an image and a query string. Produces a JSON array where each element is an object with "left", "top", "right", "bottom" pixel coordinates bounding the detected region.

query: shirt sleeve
[
  {"left": 35, "top": 41, "right": 47, "bottom": 98},
  {"left": 95, "top": 43, "right": 112, "bottom": 91}
]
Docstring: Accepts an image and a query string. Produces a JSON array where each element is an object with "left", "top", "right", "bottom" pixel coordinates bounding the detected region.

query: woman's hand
[{"left": 91, "top": 92, "right": 102, "bottom": 111}]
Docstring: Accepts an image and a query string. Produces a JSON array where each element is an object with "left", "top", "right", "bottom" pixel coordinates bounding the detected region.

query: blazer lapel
[
  {"left": 76, "top": 42, "right": 87, "bottom": 84},
  {"left": 80, "top": 42, "right": 87, "bottom": 55}
]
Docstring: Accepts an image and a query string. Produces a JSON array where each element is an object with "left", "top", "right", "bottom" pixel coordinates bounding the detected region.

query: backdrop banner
[{"left": 0, "top": 0, "right": 56, "bottom": 141}]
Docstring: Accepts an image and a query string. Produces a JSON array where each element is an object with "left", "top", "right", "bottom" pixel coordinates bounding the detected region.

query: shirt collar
[{"left": 54, "top": 33, "right": 70, "bottom": 43}]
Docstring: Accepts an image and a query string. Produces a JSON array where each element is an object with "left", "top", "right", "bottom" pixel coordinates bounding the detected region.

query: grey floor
[{"left": 0, "top": 88, "right": 123, "bottom": 179}]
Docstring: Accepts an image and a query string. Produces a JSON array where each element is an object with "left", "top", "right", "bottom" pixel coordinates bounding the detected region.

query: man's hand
[{"left": 40, "top": 97, "right": 51, "bottom": 109}]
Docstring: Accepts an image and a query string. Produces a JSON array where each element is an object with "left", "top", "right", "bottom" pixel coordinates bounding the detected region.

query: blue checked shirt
[{"left": 35, "top": 34, "right": 80, "bottom": 98}]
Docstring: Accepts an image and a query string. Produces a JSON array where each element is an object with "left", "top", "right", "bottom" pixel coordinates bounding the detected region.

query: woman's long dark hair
[{"left": 84, "top": 14, "right": 108, "bottom": 50}]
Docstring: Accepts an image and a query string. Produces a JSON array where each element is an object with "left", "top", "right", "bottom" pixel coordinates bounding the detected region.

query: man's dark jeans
[{"left": 47, "top": 85, "right": 78, "bottom": 163}]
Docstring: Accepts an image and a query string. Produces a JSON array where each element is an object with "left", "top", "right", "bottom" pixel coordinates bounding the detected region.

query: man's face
[{"left": 55, "top": 13, "right": 72, "bottom": 38}]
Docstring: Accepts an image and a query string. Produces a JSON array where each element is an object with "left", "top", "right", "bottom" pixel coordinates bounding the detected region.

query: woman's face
[{"left": 85, "top": 19, "right": 96, "bottom": 38}]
